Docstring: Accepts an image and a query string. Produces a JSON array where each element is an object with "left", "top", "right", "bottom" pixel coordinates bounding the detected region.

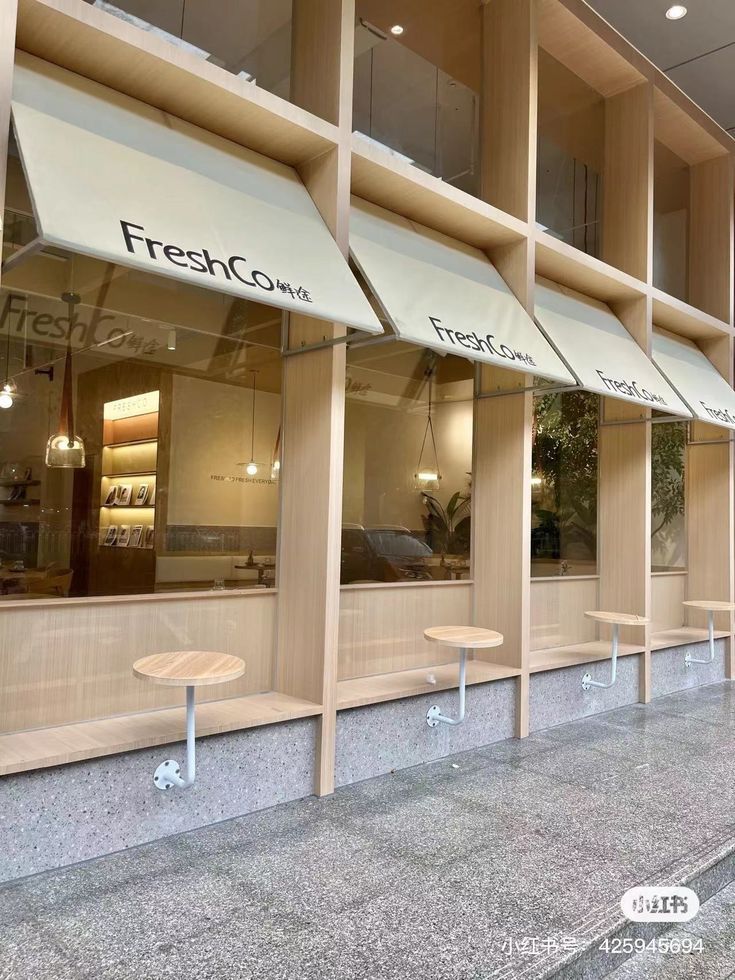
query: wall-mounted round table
[
  {"left": 582, "top": 611, "right": 649, "bottom": 691},
  {"left": 682, "top": 600, "right": 735, "bottom": 667},
  {"left": 423, "top": 626, "right": 504, "bottom": 727},
  {"left": 133, "top": 651, "right": 245, "bottom": 790}
]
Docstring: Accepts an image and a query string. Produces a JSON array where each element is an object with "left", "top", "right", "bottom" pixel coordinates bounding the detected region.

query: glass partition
[
  {"left": 537, "top": 50, "right": 604, "bottom": 258},
  {"left": 0, "top": 155, "right": 282, "bottom": 600},
  {"left": 82, "top": 0, "right": 294, "bottom": 105},
  {"left": 531, "top": 390, "right": 598, "bottom": 577},
  {"left": 342, "top": 342, "right": 473, "bottom": 584},
  {"left": 353, "top": 1, "right": 481, "bottom": 198},
  {"left": 651, "top": 422, "right": 686, "bottom": 571},
  {"left": 653, "top": 141, "right": 690, "bottom": 303}
]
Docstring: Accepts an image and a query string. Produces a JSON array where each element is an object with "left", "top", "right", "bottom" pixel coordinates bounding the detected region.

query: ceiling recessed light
[
  {"left": 390, "top": 24, "right": 404, "bottom": 35},
  {"left": 665, "top": 5, "right": 687, "bottom": 19}
]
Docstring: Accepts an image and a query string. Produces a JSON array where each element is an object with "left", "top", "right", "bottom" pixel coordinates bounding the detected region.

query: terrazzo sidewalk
[{"left": 3, "top": 681, "right": 735, "bottom": 979}]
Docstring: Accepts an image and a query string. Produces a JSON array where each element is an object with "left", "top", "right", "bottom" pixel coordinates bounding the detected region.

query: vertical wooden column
[
  {"left": 689, "top": 155, "right": 733, "bottom": 324},
  {"left": 599, "top": 296, "right": 652, "bottom": 701},
  {"left": 277, "top": 0, "right": 354, "bottom": 795},
  {"left": 481, "top": 0, "right": 537, "bottom": 222},
  {"left": 686, "top": 154, "right": 734, "bottom": 675},
  {"left": 477, "top": 0, "right": 537, "bottom": 737},
  {"left": 599, "top": 81, "right": 653, "bottom": 701},
  {"left": 602, "top": 82, "right": 653, "bottom": 283}
]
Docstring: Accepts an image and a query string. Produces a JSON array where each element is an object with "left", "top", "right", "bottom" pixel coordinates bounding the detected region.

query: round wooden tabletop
[
  {"left": 424, "top": 626, "right": 504, "bottom": 650},
  {"left": 133, "top": 651, "right": 245, "bottom": 688},
  {"left": 683, "top": 600, "right": 735, "bottom": 612},
  {"left": 584, "top": 610, "right": 650, "bottom": 627}
]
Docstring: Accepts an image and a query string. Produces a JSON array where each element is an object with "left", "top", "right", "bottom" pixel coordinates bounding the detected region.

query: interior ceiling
[{"left": 586, "top": 0, "right": 735, "bottom": 135}]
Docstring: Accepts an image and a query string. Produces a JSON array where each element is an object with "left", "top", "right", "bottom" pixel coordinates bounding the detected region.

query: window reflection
[
  {"left": 651, "top": 422, "right": 686, "bottom": 571},
  {"left": 82, "top": 0, "right": 293, "bottom": 101},
  {"left": 353, "top": 1, "right": 481, "bottom": 198},
  {"left": 537, "top": 50, "right": 603, "bottom": 258},
  {"left": 342, "top": 344, "right": 473, "bottom": 584},
  {"left": 0, "top": 207, "right": 282, "bottom": 600},
  {"left": 531, "top": 390, "right": 598, "bottom": 576}
]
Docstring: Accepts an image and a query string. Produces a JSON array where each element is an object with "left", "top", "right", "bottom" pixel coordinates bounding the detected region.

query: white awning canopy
[
  {"left": 348, "top": 199, "right": 575, "bottom": 385},
  {"left": 652, "top": 328, "right": 735, "bottom": 429},
  {"left": 9, "top": 54, "right": 382, "bottom": 335},
  {"left": 534, "top": 278, "right": 691, "bottom": 418}
]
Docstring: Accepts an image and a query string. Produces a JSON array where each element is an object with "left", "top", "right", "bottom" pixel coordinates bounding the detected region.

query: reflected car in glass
[{"left": 340, "top": 524, "right": 433, "bottom": 584}]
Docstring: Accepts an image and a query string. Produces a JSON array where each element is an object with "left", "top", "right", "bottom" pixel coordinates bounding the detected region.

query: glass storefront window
[
  {"left": 537, "top": 50, "right": 604, "bottom": 258},
  {"left": 342, "top": 343, "right": 473, "bottom": 584},
  {"left": 651, "top": 422, "right": 686, "bottom": 571},
  {"left": 82, "top": 0, "right": 294, "bottom": 104},
  {"left": 1, "top": 176, "right": 282, "bottom": 599},
  {"left": 353, "top": 1, "right": 482, "bottom": 198},
  {"left": 531, "top": 390, "right": 598, "bottom": 577}
]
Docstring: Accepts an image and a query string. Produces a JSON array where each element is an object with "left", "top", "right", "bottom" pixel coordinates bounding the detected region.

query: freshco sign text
[
  {"left": 596, "top": 369, "right": 667, "bottom": 406},
  {"left": 429, "top": 316, "right": 536, "bottom": 367},
  {"left": 120, "top": 220, "right": 277, "bottom": 294}
]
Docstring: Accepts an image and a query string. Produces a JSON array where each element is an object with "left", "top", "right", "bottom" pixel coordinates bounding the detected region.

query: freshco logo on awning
[{"left": 120, "top": 220, "right": 288, "bottom": 297}]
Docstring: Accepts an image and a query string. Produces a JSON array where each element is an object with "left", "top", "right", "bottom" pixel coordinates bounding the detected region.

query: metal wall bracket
[
  {"left": 427, "top": 648, "right": 467, "bottom": 727},
  {"left": 153, "top": 686, "right": 196, "bottom": 790},
  {"left": 685, "top": 611, "right": 716, "bottom": 667},
  {"left": 582, "top": 624, "right": 620, "bottom": 691},
  {"left": 1, "top": 236, "right": 44, "bottom": 275}
]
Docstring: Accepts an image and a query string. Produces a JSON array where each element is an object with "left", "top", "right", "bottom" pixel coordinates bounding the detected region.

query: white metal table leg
[
  {"left": 427, "top": 649, "right": 467, "bottom": 727},
  {"left": 685, "top": 611, "right": 716, "bottom": 667},
  {"left": 154, "top": 685, "right": 196, "bottom": 790},
  {"left": 582, "top": 624, "right": 620, "bottom": 691}
]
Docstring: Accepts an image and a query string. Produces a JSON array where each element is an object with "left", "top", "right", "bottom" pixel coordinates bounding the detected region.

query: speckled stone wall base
[
  {"left": 0, "top": 717, "right": 316, "bottom": 882},
  {"left": 335, "top": 678, "right": 516, "bottom": 787},
  {"left": 529, "top": 654, "right": 641, "bottom": 733},
  {"left": 651, "top": 639, "right": 726, "bottom": 697}
]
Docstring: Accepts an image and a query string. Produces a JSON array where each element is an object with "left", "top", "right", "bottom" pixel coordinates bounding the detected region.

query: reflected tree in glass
[
  {"left": 531, "top": 391, "right": 598, "bottom": 573},
  {"left": 650, "top": 422, "right": 686, "bottom": 570}
]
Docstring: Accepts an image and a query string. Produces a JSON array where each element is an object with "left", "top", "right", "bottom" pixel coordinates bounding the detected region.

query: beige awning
[
  {"left": 10, "top": 53, "right": 383, "bottom": 336},
  {"left": 349, "top": 198, "right": 575, "bottom": 384},
  {"left": 652, "top": 328, "right": 735, "bottom": 429},
  {"left": 534, "top": 278, "right": 691, "bottom": 417}
]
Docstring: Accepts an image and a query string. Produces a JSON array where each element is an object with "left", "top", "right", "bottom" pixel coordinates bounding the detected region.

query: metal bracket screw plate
[
  {"left": 581, "top": 672, "right": 592, "bottom": 691},
  {"left": 154, "top": 759, "right": 181, "bottom": 791},
  {"left": 426, "top": 705, "right": 442, "bottom": 728}
]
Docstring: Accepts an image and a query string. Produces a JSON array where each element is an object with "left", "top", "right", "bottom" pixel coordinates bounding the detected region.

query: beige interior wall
[
  {"left": 342, "top": 394, "right": 473, "bottom": 530},
  {"left": 168, "top": 374, "right": 280, "bottom": 528}
]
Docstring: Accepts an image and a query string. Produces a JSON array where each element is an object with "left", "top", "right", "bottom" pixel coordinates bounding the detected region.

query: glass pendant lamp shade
[
  {"left": 413, "top": 371, "right": 441, "bottom": 491},
  {"left": 270, "top": 426, "right": 281, "bottom": 481},
  {"left": 46, "top": 293, "right": 86, "bottom": 469},
  {"left": 0, "top": 380, "right": 16, "bottom": 410}
]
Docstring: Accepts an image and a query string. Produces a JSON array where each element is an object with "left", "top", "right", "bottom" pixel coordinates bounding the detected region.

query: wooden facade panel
[
  {"left": 530, "top": 578, "right": 599, "bottom": 651},
  {"left": 0, "top": 592, "right": 277, "bottom": 733},
  {"left": 338, "top": 583, "right": 473, "bottom": 680}
]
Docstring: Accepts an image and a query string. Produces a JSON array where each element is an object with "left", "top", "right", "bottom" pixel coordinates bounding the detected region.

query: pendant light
[
  {"left": 0, "top": 303, "right": 17, "bottom": 409},
  {"left": 239, "top": 370, "right": 260, "bottom": 476},
  {"left": 45, "top": 292, "right": 86, "bottom": 468},
  {"left": 414, "top": 367, "right": 442, "bottom": 491},
  {"left": 270, "top": 425, "right": 281, "bottom": 481}
]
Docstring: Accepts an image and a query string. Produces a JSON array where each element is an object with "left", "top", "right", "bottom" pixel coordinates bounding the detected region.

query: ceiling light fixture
[
  {"left": 414, "top": 364, "right": 442, "bottom": 491},
  {"left": 167, "top": 328, "right": 177, "bottom": 351},
  {"left": 240, "top": 370, "right": 260, "bottom": 477},
  {"left": 45, "top": 291, "right": 86, "bottom": 468},
  {"left": 0, "top": 298, "right": 18, "bottom": 409},
  {"left": 390, "top": 24, "right": 404, "bottom": 35},
  {"left": 0, "top": 382, "right": 15, "bottom": 410},
  {"left": 665, "top": 5, "right": 687, "bottom": 20}
]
